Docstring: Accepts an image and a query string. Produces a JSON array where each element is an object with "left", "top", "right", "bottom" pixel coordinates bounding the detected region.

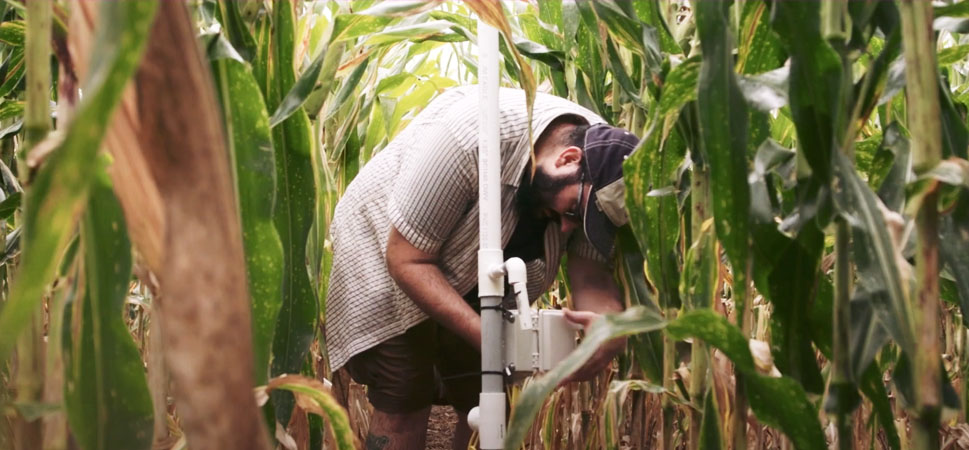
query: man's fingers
[{"left": 562, "top": 308, "right": 600, "bottom": 327}]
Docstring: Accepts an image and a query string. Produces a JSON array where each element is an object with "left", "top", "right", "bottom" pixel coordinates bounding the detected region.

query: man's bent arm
[
  {"left": 386, "top": 226, "right": 482, "bottom": 351},
  {"left": 563, "top": 254, "right": 626, "bottom": 383},
  {"left": 567, "top": 254, "right": 623, "bottom": 314}
]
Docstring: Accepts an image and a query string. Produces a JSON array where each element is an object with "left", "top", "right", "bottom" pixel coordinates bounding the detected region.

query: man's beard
[{"left": 517, "top": 165, "right": 581, "bottom": 216}]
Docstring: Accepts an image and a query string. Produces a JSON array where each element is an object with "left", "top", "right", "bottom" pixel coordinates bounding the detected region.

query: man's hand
[{"left": 558, "top": 308, "right": 627, "bottom": 385}]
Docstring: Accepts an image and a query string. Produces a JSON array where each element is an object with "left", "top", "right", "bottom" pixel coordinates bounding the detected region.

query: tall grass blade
[{"left": 0, "top": 0, "right": 158, "bottom": 364}]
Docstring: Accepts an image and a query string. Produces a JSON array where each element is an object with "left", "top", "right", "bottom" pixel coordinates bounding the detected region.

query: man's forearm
[
  {"left": 391, "top": 260, "right": 482, "bottom": 350},
  {"left": 567, "top": 255, "right": 624, "bottom": 314},
  {"left": 386, "top": 228, "right": 482, "bottom": 351}
]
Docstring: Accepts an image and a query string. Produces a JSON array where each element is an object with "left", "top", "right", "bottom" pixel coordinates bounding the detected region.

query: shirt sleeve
[
  {"left": 567, "top": 230, "right": 612, "bottom": 267},
  {"left": 387, "top": 122, "right": 477, "bottom": 255}
]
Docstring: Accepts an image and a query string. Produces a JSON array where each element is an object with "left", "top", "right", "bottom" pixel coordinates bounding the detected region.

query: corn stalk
[{"left": 899, "top": 0, "right": 943, "bottom": 447}]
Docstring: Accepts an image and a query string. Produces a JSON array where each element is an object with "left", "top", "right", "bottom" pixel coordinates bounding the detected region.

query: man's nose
[{"left": 560, "top": 220, "right": 577, "bottom": 235}]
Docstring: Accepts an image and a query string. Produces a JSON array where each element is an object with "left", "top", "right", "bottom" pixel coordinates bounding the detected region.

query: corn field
[{"left": 0, "top": 0, "right": 968, "bottom": 449}]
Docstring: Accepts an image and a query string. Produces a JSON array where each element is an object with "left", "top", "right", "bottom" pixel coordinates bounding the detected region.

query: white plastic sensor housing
[{"left": 503, "top": 309, "right": 578, "bottom": 374}]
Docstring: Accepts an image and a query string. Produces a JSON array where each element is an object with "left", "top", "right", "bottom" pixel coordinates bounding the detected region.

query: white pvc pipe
[{"left": 476, "top": 19, "right": 506, "bottom": 450}]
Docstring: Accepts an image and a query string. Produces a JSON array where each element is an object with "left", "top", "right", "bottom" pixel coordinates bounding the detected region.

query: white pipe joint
[
  {"left": 504, "top": 257, "right": 533, "bottom": 330},
  {"left": 478, "top": 249, "right": 505, "bottom": 297},
  {"left": 475, "top": 392, "right": 506, "bottom": 449}
]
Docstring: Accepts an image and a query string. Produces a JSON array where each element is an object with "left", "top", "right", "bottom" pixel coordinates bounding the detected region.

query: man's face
[{"left": 533, "top": 165, "right": 588, "bottom": 235}]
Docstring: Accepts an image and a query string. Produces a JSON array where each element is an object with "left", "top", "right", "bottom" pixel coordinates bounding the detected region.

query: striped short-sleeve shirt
[{"left": 325, "top": 86, "right": 605, "bottom": 370}]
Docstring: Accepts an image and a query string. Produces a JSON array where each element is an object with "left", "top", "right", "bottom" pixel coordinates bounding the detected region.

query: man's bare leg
[
  {"left": 452, "top": 411, "right": 472, "bottom": 450},
  {"left": 365, "top": 407, "right": 432, "bottom": 450}
]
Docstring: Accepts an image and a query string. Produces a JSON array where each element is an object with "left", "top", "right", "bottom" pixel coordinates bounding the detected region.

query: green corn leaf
[
  {"left": 941, "top": 198, "right": 969, "bottom": 328},
  {"left": 301, "top": 38, "right": 347, "bottom": 120},
  {"left": 892, "top": 354, "right": 962, "bottom": 411},
  {"left": 252, "top": 14, "right": 271, "bottom": 97},
  {"left": 0, "top": 191, "right": 21, "bottom": 220},
  {"left": 830, "top": 150, "right": 915, "bottom": 355},
  {"left": 936, "top": 1, "right": 969, "bottom": 18},
  {"left": 217, "top": 0, "right": 257, "bottom": 62},
  {"left": 666, "top": 310, "right": 755, "bottom": 373},
  {"left": 667, "top": 310, "right": 826, "bottom": 450},
  {"left": 698, "top": 388, "right": 723, "bottom": 450},
  {"left": 504, "top": 306, "right": 667, "bottom": 450},
  {"left": 323, "top": 56, "right": 370, "bottom": 122},
  {"left": 696, "top": 0, "right": 750, "bottom": 294},
  {"left": 681, "top": 218, "right": 717, "bottom": 312},
  {"left": 356, "top": 0, "right": 434, "bottom": 18},
  {"left": 0, "top": 19, "right": 24, "bottom": 46},
  {"left": 873, "top": 123, "right": 911, "bottom": 212},
  {"left": 657, "top": 56, "right": 700, "bottom": 116},
  {"left": 624, "top": 114, "right": 684, "bottom": 309},
  {"left": 561, "top": 0, "right": 579, "bottom": 57},
  {"left": 514, "top": 38, "right": 565, "bottom": 71},
  {"left": 939, "top": 76, "right": 969, "bottom": 160},
  {"left": 64, "top": 170, "right": 154, "bottom": 450},
  {"left": 363, "top": 20, "right": 454, "bottom": 47},
  {"left": 858, "top": 362, "right": 902, "bottom": 450},
  {"left": 0, "top": 47, "right": 25, "bottom": 98},
  {"left": 616, "top": 227, "right": 664, "bottom": 383},
  {"left": 604, "top": 39, "right": 645, "bottom": 110},
  {"left": 744, "top": 374, "right": 825, "bottom": 450},
  {"left": 0, "top": 0, "right": 158, "bottom": 364},
  {"left": 211, "top": 54, "right": 284, "bottom": 386},
  {"left": 736, "top": 0, "right": 784, "bottom": 75},
  {"left": 537, "top": 0, "right": 562, "bottom": 31},
  {"left": 0, "top": 100, "right": 24, "bottom": 121},
  {"left": 592, "top": 0, "right": 646, "bottom": 56},
  {"left": 765, "top": 227, "right": 825, "bottom": 394},
  {"left": 630, "top": 0, "right": 680, "bottom": 55},
  {"left": 573, "top": 0, "right": 608, "bottom": 115},
  {"left": 268, "top": 34, "right": 331, "bottom": 128},
  {"left": 848, "top": 288, "right": 890, "bottom": 381},
  {"left": 854, "top": 12, "right": 901, "bottom": 123},
  {"left": 267, "top": 0, "right": 320, "bottom": 426},
  {"left": 771, "top": 0, "right": 844, "bottom": 182},
  {"left": 332, "top": 14, "right": 394, "bottom": 43}
]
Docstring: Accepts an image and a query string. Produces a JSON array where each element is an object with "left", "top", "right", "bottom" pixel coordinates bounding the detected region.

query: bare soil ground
[{"left": 426, "top": 405, "right": 458, "bottom": 449}]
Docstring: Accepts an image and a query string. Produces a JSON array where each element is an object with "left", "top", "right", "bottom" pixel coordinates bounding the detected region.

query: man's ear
[{"left": 555, "top": 145, "right": 583, "bottom": 168}]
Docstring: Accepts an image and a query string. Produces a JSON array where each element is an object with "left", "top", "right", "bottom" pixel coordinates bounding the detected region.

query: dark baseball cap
[{"left": 581, "top": 124, "right": 640, "bottom": 258}]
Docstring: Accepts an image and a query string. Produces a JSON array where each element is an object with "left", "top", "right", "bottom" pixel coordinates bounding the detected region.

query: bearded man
[{"left": 325, "top": 86, "right": 639, "bottom": 449}]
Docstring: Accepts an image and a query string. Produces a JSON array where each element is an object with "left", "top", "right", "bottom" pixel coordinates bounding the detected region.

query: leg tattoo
[{"left": 365, "top": 433, "right": 390, "bottom": 450}]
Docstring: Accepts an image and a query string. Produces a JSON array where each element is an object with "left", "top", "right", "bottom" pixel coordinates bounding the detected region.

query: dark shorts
[{"left": 344, "top": 320, "right": 481, "bottom": 414}]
